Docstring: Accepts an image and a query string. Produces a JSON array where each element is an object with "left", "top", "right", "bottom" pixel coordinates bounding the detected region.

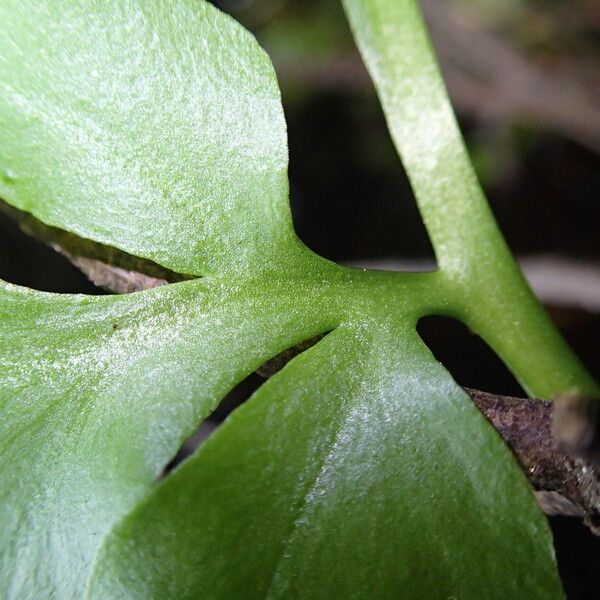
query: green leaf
[
  {"left": 88, "top": 323, "right": 563, "bottom": 599},
  {"left": 0, "top": 0, "right": 596, "bottom": 598},
  {"left": 0, "top": 0, "right": 295, "bottom": 276},
  {"left": 0, "top": 270, "right": 341, "bottom": 598}
]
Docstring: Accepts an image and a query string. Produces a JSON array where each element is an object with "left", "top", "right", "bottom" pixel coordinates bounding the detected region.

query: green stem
[{"left": 342, "top": 0, "right": 598, "bottom": 399}]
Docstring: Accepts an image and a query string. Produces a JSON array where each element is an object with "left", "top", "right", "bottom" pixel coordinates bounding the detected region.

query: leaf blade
[
  {"left": 88, "top": 323, "right": 564, "bottom": 599},
  {"left": 0, "top": 0, "right": 295, "bottom": 275},
  {"left": 0, "top": 272, "right": 341, "bottom": 598}
]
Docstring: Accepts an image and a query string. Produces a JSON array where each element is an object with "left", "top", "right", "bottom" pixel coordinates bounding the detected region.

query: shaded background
[{"left": 1, "top": 0, "right": 599, "bottom": 597}]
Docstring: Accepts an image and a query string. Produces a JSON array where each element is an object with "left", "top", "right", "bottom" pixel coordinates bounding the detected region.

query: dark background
[{"left": 1, "top": 0, "right": 599, "bottom": 597}]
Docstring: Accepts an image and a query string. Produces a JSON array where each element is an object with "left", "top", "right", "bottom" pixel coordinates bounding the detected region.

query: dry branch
[{"left": 470, "top": 389, "right": 600, "bottom": 533}]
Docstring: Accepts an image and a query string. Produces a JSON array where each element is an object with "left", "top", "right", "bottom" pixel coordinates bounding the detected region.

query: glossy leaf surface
[
  {"left": 0, "top": 0, "right": 295, "bottom": 275},
  {"left": 0, "top": 0, "right": 596, "bottom": 598},
  {"left": 0, "top": 273, "right": 336, "bottom": 597},
  {"left": 88, "top": 324, "right": 562, "bottom": 599}
]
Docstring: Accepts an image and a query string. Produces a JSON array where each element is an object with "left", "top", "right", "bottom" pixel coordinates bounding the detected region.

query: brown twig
[
  {"left": 469, "top": 389, "right": 600, "bottom": 533},
  {"left": 50, "top": 244, "right": 168, "bottom": 293}
]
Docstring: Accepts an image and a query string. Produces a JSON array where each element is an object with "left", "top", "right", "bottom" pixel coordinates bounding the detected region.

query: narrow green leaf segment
[
  {"left": 341, "top": 0, "right": 598, "bottom": 400},
  {"left": 0, "top": 0, "right": 595, "bottom": 598}
]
